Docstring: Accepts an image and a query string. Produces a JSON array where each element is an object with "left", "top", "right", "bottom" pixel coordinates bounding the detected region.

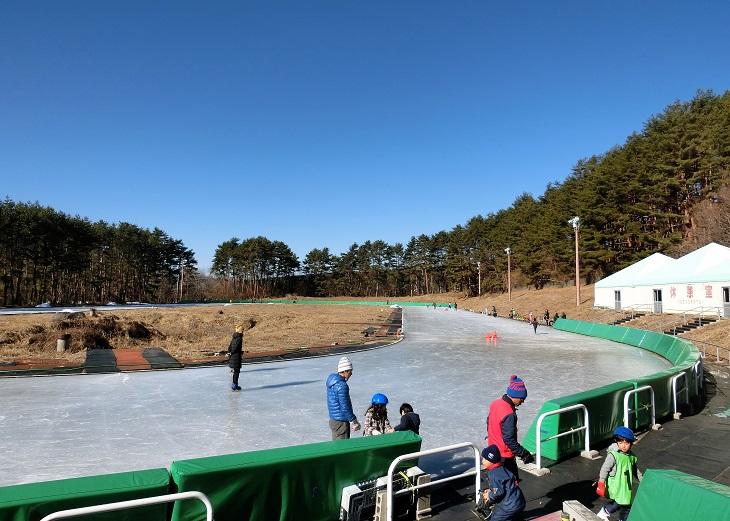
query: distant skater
[
  {"left": 531, "top": 315, "right": 538, "bottom": 334},
  {"left": 543, "top": 309, "right": 550, "bottom": 326},
  {"left": 228, "top": 324, "right": 244, "bottom": 391}
]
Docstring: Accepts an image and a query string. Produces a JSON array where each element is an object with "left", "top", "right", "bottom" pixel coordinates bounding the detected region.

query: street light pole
[
  {"left": 477, "top": 261, "right": 481, "bottom": 296},
  {"left": 568, "top": 216, "right": 581, "bottom": 307},
  {"left": 504, "top": 247, "right": 512, "bottom": 302}
]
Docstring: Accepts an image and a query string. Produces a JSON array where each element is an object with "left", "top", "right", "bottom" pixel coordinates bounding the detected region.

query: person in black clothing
[
  {"left": 228, "top": 324, "right": 244, "bottom": 391},
  {"left": 393, "top": 403, "right": 421, "bottom": 434}
]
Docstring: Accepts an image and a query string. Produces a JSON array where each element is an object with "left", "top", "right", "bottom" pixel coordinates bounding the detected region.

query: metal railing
[
  {"left": 671, "top": 372, "right": 690, "bottom": 417},
  {"left": 692, "top": 338, "right": 730, "bottom": 364},
  {"left": 385, "top": 442, "right": 480, "bottom": 521},
  {"left": 623, "top": 386, "right": 657, "bottom": 430},
  {"left": 626, "top": 304, "right": 722, "bottom": 318},
  {"left": 39, "top": 491, "right": 213, "bottom": 521},
  {"left": 693, "top": 359, "right": 703, "bottom": 395},
  {"left": 535, "top": 404, "right": 591, "bottom": 472}
]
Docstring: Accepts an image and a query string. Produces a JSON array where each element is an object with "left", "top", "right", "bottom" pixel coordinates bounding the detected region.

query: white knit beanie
[{"left": 337, "top": 356, "right": 353, "bottom": 373}]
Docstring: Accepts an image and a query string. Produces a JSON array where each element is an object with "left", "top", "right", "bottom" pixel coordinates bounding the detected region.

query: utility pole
[
  {"left": 477, "top": 261, "right": 481, "bottom": 296},
  {"left": 504, "top": 247, "right": 512, "bottom": 302},
  {"left": 568, "top": 216, "right": 581, "bottom": 307}
]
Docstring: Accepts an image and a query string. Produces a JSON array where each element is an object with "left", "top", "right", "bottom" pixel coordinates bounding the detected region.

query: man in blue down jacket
[{"left": 326, "top": 356, "right": 361, "bottom": 439}]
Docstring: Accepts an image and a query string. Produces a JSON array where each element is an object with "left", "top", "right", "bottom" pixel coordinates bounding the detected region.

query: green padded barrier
[
  {"left": 170, "top": 432, "right": 422, "bottom": 521},
  {"left": 621, "top": 328, "right": 647, "bottom": 347},
  {"left": 632, "top": 370, "right": 677, "bottom": 420},
  {"left": 637, "top": 331, "right": 663, "bottom": 355},
  {"left": 521, "top": 381, "right": 634, "bottom": 461},
  {"left": 0, "top": 469, "right": 171, "bottom": 521},
  {"left": 554, "top": 318, "right": 578, "bottom": 332},
  {"left": 530, "top": 320, "right": 702, "bottom": 462},
  {"left": 604, "top": 325, "right": 627, "bottom": 343},
  {"left": 627, "top": 469, "right": 730, "bottom": 521}
]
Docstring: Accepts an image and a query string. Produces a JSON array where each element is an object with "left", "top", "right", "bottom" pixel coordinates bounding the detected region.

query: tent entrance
[
  {"left": 614, "top": 290, "right": 622, "bottom": 310},
  {"left": 723, "top": 287, "right": 730, "bottom": 318},
  {"left": 653, "top": 289, "right": 663, "bottom": 313}
]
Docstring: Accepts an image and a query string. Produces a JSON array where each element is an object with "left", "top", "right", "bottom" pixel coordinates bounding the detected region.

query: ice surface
[{"left": 0, "top": 307, "right": 670, "bottom": 486}]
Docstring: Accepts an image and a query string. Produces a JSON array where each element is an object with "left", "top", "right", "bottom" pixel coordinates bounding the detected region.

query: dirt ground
[{"left": 0, "top": 304, "right": 396, "bottom": 365}]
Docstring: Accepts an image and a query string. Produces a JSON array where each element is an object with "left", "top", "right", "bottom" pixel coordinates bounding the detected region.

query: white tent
[{"left": 593, "top": 243, "right": 730, "bottom": 316}]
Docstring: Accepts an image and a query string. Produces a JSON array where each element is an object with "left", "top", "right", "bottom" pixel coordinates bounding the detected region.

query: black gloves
[{"left": 521, "top": 452, "right": 534, "bottom": 464}]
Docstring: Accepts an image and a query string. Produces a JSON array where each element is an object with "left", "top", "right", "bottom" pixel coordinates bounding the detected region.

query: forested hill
[
  {"left": 0, "top": 201, "right": 197, "bottom": 306},
  {"left": 213, "top": 90, "right": 730, "bottom": 298},
  {"left": 3, "top": 91, "right": 730, "bottom": 305}
]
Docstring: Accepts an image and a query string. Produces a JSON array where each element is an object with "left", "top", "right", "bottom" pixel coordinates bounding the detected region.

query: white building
[{"left": 594, "top": 242, "right": 730, "bottom": 317}]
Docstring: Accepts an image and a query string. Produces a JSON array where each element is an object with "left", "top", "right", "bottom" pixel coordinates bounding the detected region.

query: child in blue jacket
[{"left": 476, "top": 444, "right": 525, "bottom": 521}]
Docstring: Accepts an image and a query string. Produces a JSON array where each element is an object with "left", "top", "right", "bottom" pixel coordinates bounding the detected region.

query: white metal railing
[
  {"left": 386, "top": 442, "right": 480, "bottom": 521},
  {"left": 535, "top": 404, "right": 591, "bottom": 471},
  {"left": 693, "top": 359, "right": 703, "bottom": 395},
  {"left": 623, "top": 386, "right": 656, "bottom": 429},
  {"left": 39, "top": 491, "right": 213, "bottom": 521},
  {"left": 626, "top": 304, "right": 722, "bottom": 319},
  {"left": 694, "top": 339, "right": 730, "bottom": 364},
  {"left": 671, "top": 372, "right": 690, "bottom": 416}
]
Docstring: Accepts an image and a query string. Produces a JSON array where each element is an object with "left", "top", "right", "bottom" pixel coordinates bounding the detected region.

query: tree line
[
  {"left": 4, "top": 90, "right": 730, "bottom": 304},
  {"left": 0, "top": 199, "right": 196, "bottom": 306},
  {"left": 211, "top": 90, "right": 730, "bottom": 298}
]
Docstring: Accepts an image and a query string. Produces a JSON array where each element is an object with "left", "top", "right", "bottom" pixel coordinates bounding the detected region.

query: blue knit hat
[{"left": 506, "top": 375, "right": 527, "bottom": 399}]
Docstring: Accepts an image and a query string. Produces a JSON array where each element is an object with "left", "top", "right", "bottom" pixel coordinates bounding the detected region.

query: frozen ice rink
[{"left": 0, "top": 307, "right": 670, "bottom": 486}]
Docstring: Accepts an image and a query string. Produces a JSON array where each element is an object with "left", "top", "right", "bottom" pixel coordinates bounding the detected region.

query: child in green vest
[{"left": 596, "top": 426, "right": 643, "bottom": 521}]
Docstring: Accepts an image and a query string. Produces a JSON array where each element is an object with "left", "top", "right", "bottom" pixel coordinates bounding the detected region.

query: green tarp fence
[
  {"left": 627, "top": 469, "right": 730, "bottom": 521},
  {"left": 0, "top": 469, "right": 171, "bottom": 521},
  {"left": 169, "top": 431, "right": 423, "bottom": 521},
  {"left": 522, "top": 319, "right": 701, "bottom": 462},
  {"left": 180, "top": 299, "right": 447, "bottom": 307}
]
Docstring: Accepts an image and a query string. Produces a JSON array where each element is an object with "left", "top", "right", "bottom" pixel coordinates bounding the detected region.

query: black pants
[{"left": 232, "top": 366, "right": 241, "bottom": 386}]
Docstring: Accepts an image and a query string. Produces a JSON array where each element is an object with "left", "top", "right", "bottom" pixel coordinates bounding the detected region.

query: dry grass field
[{"left": 0, "top": 304, "right": 396, "bottom": 365}]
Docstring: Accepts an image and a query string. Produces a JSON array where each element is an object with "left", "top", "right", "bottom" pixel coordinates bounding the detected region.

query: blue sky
[{"left": 2, "top": 1, "right": 730, "bottom": 272}]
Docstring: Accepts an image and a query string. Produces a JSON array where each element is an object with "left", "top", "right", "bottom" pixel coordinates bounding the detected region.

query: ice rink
[{"left": 0, "top": 307, "right": 671, "bottom": 486}]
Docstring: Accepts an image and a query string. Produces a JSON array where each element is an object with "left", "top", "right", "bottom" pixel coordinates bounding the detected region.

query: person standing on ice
[
  {"left": 486, "top": 375, "right": 534, "bottom": 480},
  {"left": 227, "top": 324, "right": 244, "bottom": 391},
  {"left": 326, "top": 356, "right": 361, "bottom": 439}
]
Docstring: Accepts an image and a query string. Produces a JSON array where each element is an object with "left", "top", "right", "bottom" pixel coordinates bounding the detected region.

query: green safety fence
[
  {"left": 522, "top": 319, "right": 701, "bottom": 462},
  {"left": 180, "top": 298, "right": 448, "bottom": 307},
  {"left": 169, "top": 431, "right": 422, "bottom": 521},
  {"left": 0, "top": 469, "right": 171, "bottom": 521},
  {"left": 627, "top": 469, "right": 730, "bottom": 521}
]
